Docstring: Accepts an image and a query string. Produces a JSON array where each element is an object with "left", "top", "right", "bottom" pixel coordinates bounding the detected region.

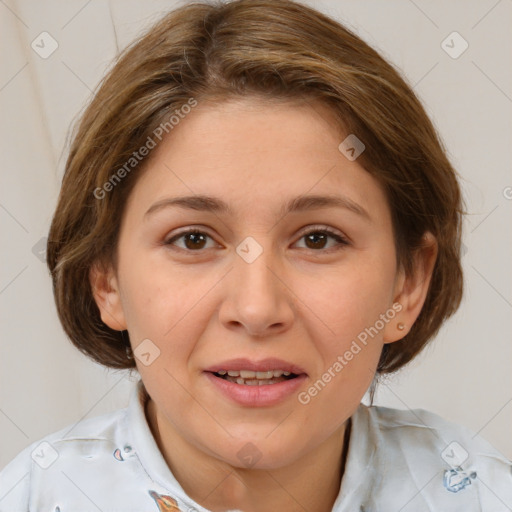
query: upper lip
[{"left": 204, "top": 358, "right": 307, "bottom": 375}]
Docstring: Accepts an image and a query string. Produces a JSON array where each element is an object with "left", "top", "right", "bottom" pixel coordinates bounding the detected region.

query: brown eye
[
  {"left": 304, "top": 232, "right": 329, "bottom": 249},
  {"left": 295, "top": 228, "right": 348, "bottom": 251},
  {"left": 165, "top": 230, "right": 215, "bottom": 251}
]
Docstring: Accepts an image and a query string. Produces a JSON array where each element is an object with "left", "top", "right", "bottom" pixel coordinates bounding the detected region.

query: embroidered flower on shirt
[
  {"left": 443, "top": 467, "right": 477, "bottom": 493},
  {"left": 113, "top": 444, "right": 136, "bottom": 461},
  {"left": 148, "top": 490, "right": 183, "bottom": 511}
]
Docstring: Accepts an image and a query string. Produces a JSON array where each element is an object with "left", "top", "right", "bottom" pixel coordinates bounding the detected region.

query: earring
[
  {"left": 125, "top": 345, "right": 134, "bottom": 359},
  {"left": 397, "top": 322, "right": 405, "bottom": 331}
]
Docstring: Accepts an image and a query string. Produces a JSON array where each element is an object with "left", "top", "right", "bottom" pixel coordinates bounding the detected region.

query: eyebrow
[{"left": 144, "top": 194, "right": 371, "bottom": 221}]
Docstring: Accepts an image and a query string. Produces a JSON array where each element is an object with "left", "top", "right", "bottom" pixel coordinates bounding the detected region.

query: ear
[
  {"left": 89, "top": 261, "right": 127, "bottom": 331},
  {"left": 383, "top": 232, "right": 438, "bottom": 344}
]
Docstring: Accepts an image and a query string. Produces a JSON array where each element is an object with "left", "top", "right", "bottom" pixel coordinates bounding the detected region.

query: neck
[{"left": 146, "top": 398, "right": 351, "bottom": 512}]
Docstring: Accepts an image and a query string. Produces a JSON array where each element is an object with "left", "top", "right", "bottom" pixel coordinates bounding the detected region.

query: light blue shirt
[{"left": 1, "top": 378, "right": 511, "bottom": 511}]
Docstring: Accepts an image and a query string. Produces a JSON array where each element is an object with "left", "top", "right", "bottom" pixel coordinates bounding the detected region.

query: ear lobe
[
  {"left": 89, "top": 262, "right": 127, "bottom": 331},
  {"left": 383, "top": 232, "right": 438, "bottom": 344}
]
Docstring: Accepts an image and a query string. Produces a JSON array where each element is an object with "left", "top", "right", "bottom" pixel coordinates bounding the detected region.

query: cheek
[
  {"left": 119, "top": 255, "right": 218, "bottom": 364},
  {"left": 297, "top": 354, "right": 378, "bottom": 440},
  {"left": 301, "top": 259, "right": 396, "bottom": 343},
  {"left": 297, "top": 305, "right": 385, "bottom": 431},
  {"left": 297, "top": 252, "right": 396, "bottom": 402}
]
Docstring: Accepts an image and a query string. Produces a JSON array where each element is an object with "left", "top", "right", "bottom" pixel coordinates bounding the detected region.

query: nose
[{"left": 218, "top": 243, "right": 295, "bottom": 338}]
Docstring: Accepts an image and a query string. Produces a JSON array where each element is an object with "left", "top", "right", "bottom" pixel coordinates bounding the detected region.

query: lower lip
[{"left": 204, "top": 372, "right": 308, "bottom": 407}]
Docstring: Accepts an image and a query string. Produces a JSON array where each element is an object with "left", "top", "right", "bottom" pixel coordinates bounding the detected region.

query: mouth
[
  {"left": 210, "top": 369, "right": 300, "bottom": 386},
  {"left": 203, "top": 358, "right": 308, "bottom": 406}
]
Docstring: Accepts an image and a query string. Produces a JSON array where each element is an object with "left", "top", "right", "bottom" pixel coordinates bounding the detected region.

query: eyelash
[{"left": 164, "top": 225, "right": 349, "bottom": 253}]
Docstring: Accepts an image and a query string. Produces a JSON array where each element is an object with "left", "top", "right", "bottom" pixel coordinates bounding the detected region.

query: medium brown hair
[{"left": 47, "top": 0, "right": 463, "bottom": 374}]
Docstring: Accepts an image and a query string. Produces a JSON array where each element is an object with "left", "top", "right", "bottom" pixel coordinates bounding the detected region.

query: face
[{"left": 93, "top": 97, "right": 426, "bottom": 470}]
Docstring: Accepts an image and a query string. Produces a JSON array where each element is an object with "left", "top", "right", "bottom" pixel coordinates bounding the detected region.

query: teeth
[
  {"left": 227, "top": 375, "right": 286, "bottom": 385},
  {"left": 218, "top": 369, "right": 292, "bottom": 378},
  {"left": 257, "top": 371, "right": 274, "bottom": 379}
]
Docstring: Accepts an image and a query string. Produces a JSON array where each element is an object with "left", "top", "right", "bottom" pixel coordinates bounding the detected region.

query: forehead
[{"left": 124, "top": 98, "right": 389, "bottom": 223}]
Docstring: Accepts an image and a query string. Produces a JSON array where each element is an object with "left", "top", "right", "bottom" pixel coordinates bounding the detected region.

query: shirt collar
[
  {"left": 127, "top": 378, "right": 204, "bottom": 506},
  {"left": 332, "top": 403, "right": 377, "bottom": 510}
]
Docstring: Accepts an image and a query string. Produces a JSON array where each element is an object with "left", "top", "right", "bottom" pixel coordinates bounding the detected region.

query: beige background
[{"left": 1, "top": 0, "right": 511, "bottom": 471}]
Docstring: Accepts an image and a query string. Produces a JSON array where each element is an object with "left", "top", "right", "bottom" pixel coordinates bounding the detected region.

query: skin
[{"left": 90, "top": 97, "right": 437, "bottom": 512}]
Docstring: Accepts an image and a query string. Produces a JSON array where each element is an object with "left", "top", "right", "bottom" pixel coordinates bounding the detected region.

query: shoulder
[
  {"left": 354, "top": 404, "right": 512, "bottom": 510},
  {"left": 0, "top": 407, "right": 129, "bottom": 510},
  {"left": 365, "top": 403, "right": 508, "bottom": 460}
]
